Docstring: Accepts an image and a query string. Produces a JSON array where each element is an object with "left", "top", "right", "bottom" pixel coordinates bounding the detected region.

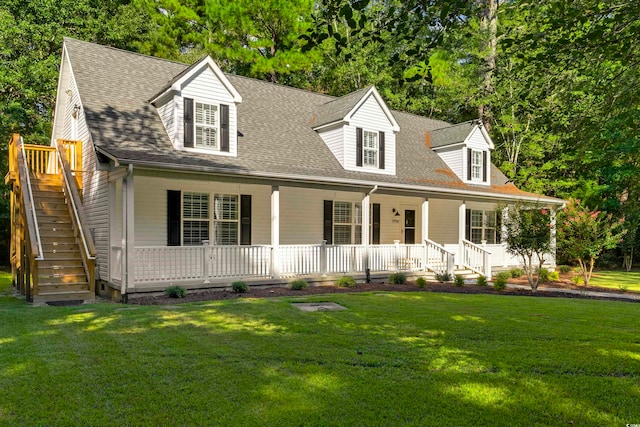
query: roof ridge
[
  {"left": 430, "top": 119, "right": 479, "bottom": 132},
  {"left": 225, "top": 73, "right": 336, "bottom": 101},
  {"left": 63, "top": 37, "right": 191, "bottom": 67}
]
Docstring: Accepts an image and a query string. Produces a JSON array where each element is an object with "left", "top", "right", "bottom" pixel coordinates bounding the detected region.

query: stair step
[
  {"left": 38, "top": 282, "right": 90, "bottom": 293},
  {"left": 33, "top": 290, "right": 94, "bottom": 305},
  {"left": 33, "top": 189, "right": 65, "bottom": 198},
  {"left": 41, "top": 236, "right": 77, "bottom": 245},
  {"left": 41, "top": 252, "right": 83, "bottom": 260},
  {"left": 38, "top": 259, "right": 83, "bottom": 268},
  {"left": 38, "top": 272, "right": 87, "bottom": 284},
  {"left": 35, "top": 201, "right": 68, "bottom": 210},
  {"left": 40, "top": 229, "right": 75, "bottom": 238},
  {"left": 40, "top": 265, "right": 85, "bottom": 275}
]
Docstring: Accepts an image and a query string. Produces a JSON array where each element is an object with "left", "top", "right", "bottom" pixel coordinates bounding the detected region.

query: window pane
[
  {"left": 214, "top": 195, "right": 238, "bottom": 220},
  {"left": 196, "top": 103, "right": 217, "bottom": 126},
  {"left": 471, "top": 210, "right": 483, "bottom": 227},
  {"left": 215, "top": 221, "right": 238, "bottom": 245},
  {"left": 363, "top": 131, "right": 377, "bottom": 149},
  {"left": 354, "top": 225, "right": 362, "bottom": 244},
  {"left": 334, "top": 202, "right": 351, "bottom": 224},
  {"left": 334, "top": 225, "right": 352, "bottom": 244},
  {"left": 183, "top": 193, "right": 209, "bottom": 219},
  {"left": 471, "top": 229, "right": 483, "bottom": 244},
  {"left": 183, "top": 220, "right": 209, "bottom": 246},
  {"left": 486, "top": 211, "right": 496, "bottom": 227},
  {"left": 485, "top": 228, "right": 495, "bottom": 244}
]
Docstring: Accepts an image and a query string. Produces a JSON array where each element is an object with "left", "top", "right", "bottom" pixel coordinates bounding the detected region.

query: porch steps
[{"left": 31, "top": 173, "right": 94, "bottom": 305}]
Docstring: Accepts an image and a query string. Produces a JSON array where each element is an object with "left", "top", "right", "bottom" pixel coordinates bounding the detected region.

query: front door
[{"left": 404, "top": 209, "right": 415, "bottom": 244}]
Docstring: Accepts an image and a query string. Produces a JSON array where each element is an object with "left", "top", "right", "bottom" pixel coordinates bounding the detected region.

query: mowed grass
[
  {"left": 589, "top": 269, "right": 640, "bottom": 292},
  {"left": 0, "top": 275, "right": 639, "bottom": 425}
]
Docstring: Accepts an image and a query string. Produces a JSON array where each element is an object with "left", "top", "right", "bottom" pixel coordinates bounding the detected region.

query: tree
[
  {"left": 501, "top": 204, "right": 552, "bottom": 291},
  {"left": 557, "top": 199, "right": 625, "bottom": 285}
]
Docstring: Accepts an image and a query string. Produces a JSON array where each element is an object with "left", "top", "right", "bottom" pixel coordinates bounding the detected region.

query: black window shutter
[
  {"left": 167, "top": 190, "right": 181, "bottom": 246},
  {"left": 356, "top": 127, "right": 363, "bottom": 167},
  {"left": 220, "top": 104, "right": 229, "bottom": 152},
  {"left": 323, "top": 200, "right": 333, "bottom": 244},
  {"left": 184, "top": 98, "right": 194, "bottom": 148},
  {"left": 482, "top": 151, "right": 488, "bottom": 182},
  {"left": 495, "top": 211, "right": 502, "bottom": 244},
  {"left": 240, "top": 194, "right": 251, "bottom": 245},
  {"left": 467, "top": 148, "right": 472, "bottom": 180},
  {"left": 465, "top": 209, "right": 471, "bottom": 241},
  {"left": 372, "top": 203, "right": 381, "bottom": 244},
  {"left": 378, "top": 131, "right": 385, "bottom": 169}
]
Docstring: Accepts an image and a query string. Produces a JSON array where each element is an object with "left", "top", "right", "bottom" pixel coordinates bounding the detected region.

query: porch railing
[
  {"left": 425, "top": 239, "right": 455, "bottom": 277},
  {"left": 461, "top": 239, "right": 492, "bottom": 277}
]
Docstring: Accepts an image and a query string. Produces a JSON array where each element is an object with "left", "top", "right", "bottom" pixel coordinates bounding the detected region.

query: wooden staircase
[{"left": 31, "top": 173, "right": 94, "bottom": 304}]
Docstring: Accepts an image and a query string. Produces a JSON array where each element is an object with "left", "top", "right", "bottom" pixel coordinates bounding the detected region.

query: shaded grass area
[
  {"left": 0, "top": 288, "right": 639, "bottom": 425},
  {"left": 589, "top": 270, "right": 640, "bottom": 292}
]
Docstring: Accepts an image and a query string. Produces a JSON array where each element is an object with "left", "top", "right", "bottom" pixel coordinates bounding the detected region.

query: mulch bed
[{"left": 130, "top": 273, "right": 638, "bottom": 305}]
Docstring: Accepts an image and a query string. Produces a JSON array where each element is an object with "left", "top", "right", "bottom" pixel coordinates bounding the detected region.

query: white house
[{"left": 7, "top": 38, "right": 564, "bottom": 303}]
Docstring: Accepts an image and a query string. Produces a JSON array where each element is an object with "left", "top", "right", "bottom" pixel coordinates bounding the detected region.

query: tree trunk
[{"left": 478, "top": 0, "right": 498, "bottom": 129}]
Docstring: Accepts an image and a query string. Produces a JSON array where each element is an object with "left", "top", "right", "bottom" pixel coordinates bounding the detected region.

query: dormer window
[
  {"left": 195, "top": 102, "right": 219, "bottom": 149},
  {"left": 471, "top": 150, "right": 483, "bottom": 180},
  {"left": 363, "top": 130, "right": 378, "bottom": 167}
]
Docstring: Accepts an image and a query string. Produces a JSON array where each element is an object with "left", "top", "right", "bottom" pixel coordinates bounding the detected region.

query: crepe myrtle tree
[
  {"left": 557, "top": 198, "right": 625, "bottom": 286},
  {"left": 501, "top": 203, "right": 551, "bottom": 291}
]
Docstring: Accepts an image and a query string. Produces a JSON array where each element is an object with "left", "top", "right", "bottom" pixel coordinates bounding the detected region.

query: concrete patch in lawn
[{"left": 292, "top": 302, "right": 347, "bottom": 312}]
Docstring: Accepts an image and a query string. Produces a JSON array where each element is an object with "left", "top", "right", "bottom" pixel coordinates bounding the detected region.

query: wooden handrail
[
  {"left": 17, "top": 138, "right": 41, "bottom": 259},
  {"left": 55, "top": 142, "right": 96, "bottom": 257}
]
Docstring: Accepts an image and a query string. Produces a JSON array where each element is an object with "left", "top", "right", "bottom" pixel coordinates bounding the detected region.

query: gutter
[{"left": 105, "top": 154, "right": 563, "bottom": 206}]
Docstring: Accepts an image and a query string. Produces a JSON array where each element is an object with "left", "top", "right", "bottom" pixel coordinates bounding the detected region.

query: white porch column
[
  {"left": 122, "top": 169, "right": 135, "bottom": 295},
  {"left": 550, "top": 208, "right": 557, "bottom": 268},
  {"left": 362, "top": 194, "right": 370, "bottom": 273},
  {"left": 458, "top": 201, "right": 466, "bottom": 268},
  {"left": 421, "top": 198, "right": 429, "bottom": 242},
  {"left": 108, "top": 179, "right": 116, "bottom": 283},
  {"left": 501, "top": 207, "right": 509, "bottom": 268},
  {"left": 271, "top": 186, "right": 280, "bottom": 279}
]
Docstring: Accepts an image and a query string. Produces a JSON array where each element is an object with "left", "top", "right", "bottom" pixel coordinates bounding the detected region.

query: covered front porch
[{"left": 105, "top": 168, "right": 556, "bottom": 294}]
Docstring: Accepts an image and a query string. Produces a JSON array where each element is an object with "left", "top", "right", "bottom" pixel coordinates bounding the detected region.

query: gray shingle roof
[
  {"left": 313, "top": 86, "right": 371, "bottom": 128},
  {"left": 63, "top": 37, "right": 561, "bottom": 203},
  {"left": 429, "top": 120, "right": 479, "bottom": 149}
]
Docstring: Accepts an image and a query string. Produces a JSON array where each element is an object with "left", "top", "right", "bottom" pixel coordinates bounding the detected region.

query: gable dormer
[
  {"left": 429, "top": 120, "right": 494, "bottom": 186},
  {"left": 151, "top": 56, "right": 242, "bottom": 156},
  {"left": 313, "top": 86, "right": 400, "bottom": 176}
]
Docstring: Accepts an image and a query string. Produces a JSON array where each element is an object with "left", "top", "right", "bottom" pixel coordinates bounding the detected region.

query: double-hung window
[
  {"left": 195, "top": 102, "right": 219, "bottom": 149},
  {"left": 333, "top": 202, "right": 353, "bottom": 244},
  {"left": 471, "top": 150, "right": 483, "bottom": 180},
  {"left": 363, "top": 130, "right": 378, "bottom": 167},
  {"left": 183, "top": 193, "right": 210, "bottom": 245},
  {"left": 213, "top": 194, "right": 238, "bottom": 245},
  {"left": 470, "top": 210, "right": 497, "bottom": 244}
]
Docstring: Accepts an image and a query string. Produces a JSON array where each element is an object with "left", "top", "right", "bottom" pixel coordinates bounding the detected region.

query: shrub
[
  {"left": 509, "top": 268, "right": 524, "bottom": 278},
  {"left": 435, "top": 272, "right": 452, "bottom": 283},
  {"left": 571, "top": 275, "right": 584, "bottom": 285},
  {"left": 476, "top": 275, "right": 488, "bottom": 286},
  {"left": 231, "top": 281, "right": 248, "bottom": 293},
  {"left": 494, "top": 272, "right": 509, "bottom": 291},
  {"left": 289, "top": 279, "right": 308, "bottom": 290},
  {"left": 415, "top": 277, "right": 427, "bottom": 288},
  {"left": 558, "top": 265, "right": 572, "bottom": 274},
  {"left": 336, "top": 276, "right": 357, "bottom": 288},
  {"left": 454, "top": 275, "right": 465, "bottom": 287},
  {"left": 389, "top": 272, "right": 407, "bottom": 285},
  {"left": 537, "top": 268, "right": 550, "bottom": 283},
  {"left": 549, "top": 271, "right": 560, "bottom": 281},
  {"left": 164, "top": 285, "right": 187, "bottom": 298}
]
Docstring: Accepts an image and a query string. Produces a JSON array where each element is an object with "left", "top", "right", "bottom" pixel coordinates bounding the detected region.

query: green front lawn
[
  {"left": 589, "top": 270, "right": 640, "bottom": 292},
  {"left": 0, "top": 278, "right": 638, "bottom": 425}
]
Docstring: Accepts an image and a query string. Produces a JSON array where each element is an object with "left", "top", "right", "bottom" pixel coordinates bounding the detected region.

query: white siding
[
  {"left": 466, "top": 126, "right": 489, "bottom": 150},
  {"left": 435, "top": 147, "right": 464, "bottom": 181},
  {"left": 344, "top": 94, "right": 396, "bottom": 175},
  {"left": 156, "top": 94, "right": 175, "bottom": 142},
  {"left": 280, "top": 188, "right": 423, "bottom": 244},
  {"left": 133, "top": 173, "right": 271, "bottom": 246},
  {"left": 175, "top": 66, "right": 238, "bottom": 156},
  {"left": 317, "top": 125, "right": 345, "bottom": 167},
  {"left": 429, "top": 198, "right": 462, "bottom": 244}
]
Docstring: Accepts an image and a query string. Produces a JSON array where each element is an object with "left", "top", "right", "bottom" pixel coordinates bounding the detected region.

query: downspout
[
  {"left": 364, "top": 185, "right": 378, "bottom": 282},
  {"left": 121, "top": 163, "right": 133, "bottom": 302}
]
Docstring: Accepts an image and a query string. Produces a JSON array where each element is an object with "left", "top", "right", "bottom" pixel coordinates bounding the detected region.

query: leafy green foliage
[
  {"left": 232, "top": 281, "right": 248, "bottom": 293},
  {"left": 549, "top": 271, "right": 560, "bottom": 281},
  {"left": 435, "top": 272, "right": 452, "bottom": 283},
  {"left": 537, "top": 268, "right": 550, "bottom": 283},
  {"left": 415, "top": 277, "right": 427, "bottom": 288},
  {"left": 572, "top": 275, "right": 584, "bottom": 285},
  {"left": 336, "top": 276, "right": 357, "bottom": 288},
  {"left": 453, "top": 275, "right": 465, "bottom": 287},
  {"left": 476, "top": 275, "right": 488, "bottom": 287},
  {"left": 509, "top": 268, "right": 524, "bottom": 278},
  {"left": 494, "top": 272, "right": 509, "bottom": 291},
  {"left": 558, "top": 265, "right": 572, "bottom": 274},
  {"left": 558, "top": 198, "right": 626, "bottom": 286},
  {"left": 289, "top": 279, "right": 308, "bottom": 290},
  {"left": 164, "top": 286, "right": 187, "bottom": 298},
  {"left": 388, "top": 272, "right": 406, "bottom": 285}
]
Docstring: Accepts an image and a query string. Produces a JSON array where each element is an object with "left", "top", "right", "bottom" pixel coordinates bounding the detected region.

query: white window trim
[
  {"left": 470, "top": 209, "right": 497, "bottom": 244},
  {"left": 182, "top": 192, "right": 210, "bottom": 246},
  {"left": 180, "top": 192, "right": 243, "bottom": 246},
  {"left": 471, "top": 149, "right": 483, "bottom": 181},
  {"left": 213, "top": 194, "right": 239, "bottom": 245},
  {"left": 333, "top": 201, "right": 364, "bottom": 245},
  {"left": 194, "top": 101, "right": 220, "bottom": 151},
  {"left": 362, "top": 130, "right": 378, "bottom": 168}
]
